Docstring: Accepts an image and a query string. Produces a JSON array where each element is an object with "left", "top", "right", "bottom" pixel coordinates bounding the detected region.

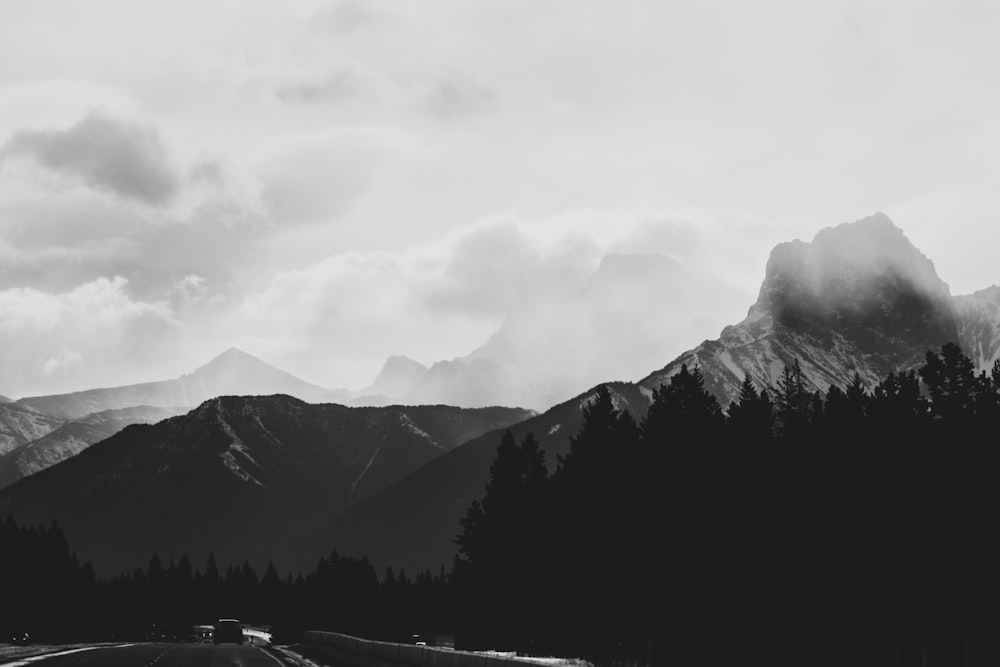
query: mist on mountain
[
  {"left": 644, "top": 214, "right": 968, "bottom": 405},
  {"left": 362, "top": 251, "right": 750, "bottom": 410},
  {"left": 14, "top": 347, "right": 329, "bottom": 420}
]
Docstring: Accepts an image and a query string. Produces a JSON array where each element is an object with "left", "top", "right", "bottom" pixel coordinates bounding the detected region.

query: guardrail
[{"left": 303, "top": 631, "right": 542, "bottom": 667}]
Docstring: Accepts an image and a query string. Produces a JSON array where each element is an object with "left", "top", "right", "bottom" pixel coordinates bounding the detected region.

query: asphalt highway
[{"left": 10, "top": 643, "right": 292, "bottom": 667}]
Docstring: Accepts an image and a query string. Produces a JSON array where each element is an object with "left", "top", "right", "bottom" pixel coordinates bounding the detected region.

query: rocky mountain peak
[
  {"left": 754, "top": 214, "right": 956, "bottom": 345},
  {"left": 590, "top": 252, "right": 683, "bottom": 285},
  {"left": 189, "top": 347, "right": 263, "bottom": 374},
  {"left": 642, "top": 214, "right": 964, "bottom": 406},
  {"left": 365, "top": 355, "right": 429, "bottom": 398},
  {"left": 759, "top": 214, "right": 950, "bottom": 309}
]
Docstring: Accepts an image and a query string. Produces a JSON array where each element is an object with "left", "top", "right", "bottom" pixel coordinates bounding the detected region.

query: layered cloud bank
[{"left": 2, "top": 0, "right": 1000, "bottom": 395}]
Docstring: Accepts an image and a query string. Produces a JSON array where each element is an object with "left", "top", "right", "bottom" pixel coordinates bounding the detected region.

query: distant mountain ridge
[
  {"left": 0, "top": 405, "right": 186, "bottom": 489},
  {"left": 14, "top": 347, "right": 329, "bottom": 420},
  {"left": 354, "top": 251, "right": 749, "bottom": 410},
  {"left": 0, "top": 403, "right": 63, "bottom": 456},
  {"left": 0, "top": 395, "right": 532, "bottom": 575}
]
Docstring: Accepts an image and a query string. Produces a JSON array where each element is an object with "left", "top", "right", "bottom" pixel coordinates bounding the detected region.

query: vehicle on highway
[
  {"left": 213, "top": 618, "right": 245, "bottom": 645},
  {"left": 10, "top": 631, "right": 30, "bottom": 645}
]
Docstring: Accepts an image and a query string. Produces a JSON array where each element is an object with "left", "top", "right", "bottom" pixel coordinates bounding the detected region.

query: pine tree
[
  {"left": 774, "top": 359, "right": 811, "bottom": 434},
  {"left": 728, "top": 374, "right": 775, "bottom": 445},
  {"left": 919, "top": 342, "right": 978, "bottom": 420},
  {"left": 643, "top": 365, "right": 723, "bottom": 445},
  {"left": 560, "top": 385, "right": 638, "bottom": 476}
]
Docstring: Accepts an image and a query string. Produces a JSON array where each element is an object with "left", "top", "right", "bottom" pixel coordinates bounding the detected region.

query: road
[{"left": 8, "top": 643, "right": 292, "bottom": 667}]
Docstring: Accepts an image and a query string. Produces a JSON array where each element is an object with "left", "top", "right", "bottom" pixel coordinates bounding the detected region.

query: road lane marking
[
  {"left": 271, "top": 647, "right": 321, "bottom": 667},
  {"left": 3, "top": 645, "right": 118, "bottom": 667},
  {"left": 143, "top": 646, "right": 177, "bottom": 667},
  {"left": 255, "top": 647, "right": 287, "bottom": 667}
]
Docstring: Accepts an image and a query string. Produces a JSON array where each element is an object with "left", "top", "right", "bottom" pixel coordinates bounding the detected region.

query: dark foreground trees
[
  {"left": 453, "top": 346, "right": 1000, "bottom": 665},
  {"left": 0, "top": 517, "right": 446, "bottom": 644}
]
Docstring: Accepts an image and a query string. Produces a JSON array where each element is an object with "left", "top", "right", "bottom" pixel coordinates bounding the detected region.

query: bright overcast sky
[{"left": 1, "top": 0, "right": 999, "bottom": 396}]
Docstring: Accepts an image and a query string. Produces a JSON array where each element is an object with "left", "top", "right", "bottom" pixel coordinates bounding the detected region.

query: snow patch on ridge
[
  {"left": 214, "top": 403, "right": 264, "bottom": 487},
  {"left": 400, "top": 413, "right": 447, "bottom": 452},
  {"left": 349, "top": 441, "right": 384, "bottom": 505}
]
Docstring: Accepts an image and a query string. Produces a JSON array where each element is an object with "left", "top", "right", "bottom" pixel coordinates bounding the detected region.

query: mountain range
[
  {"left": 0, "top": 348, "right": 347, "bottom": 486},
  {"left": 0, "top": 396, "right": 531, "bottom": 575},
  {"left": 14, "top": 347, "right": 329, "bottom": 421},
  {"left": 0, "top": 403, "right": 63, "bottom": 457},
  {"left": 2, "top": 212, "right": 999, "bottom": 579},
  {"left": 297, "top": 213, "right": 1000, "bottom": 574},
  {"left": 0, "top": 405, "right": 187, "bottom": 489}
]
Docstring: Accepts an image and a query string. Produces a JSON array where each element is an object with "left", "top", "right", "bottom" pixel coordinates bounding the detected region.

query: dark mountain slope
[
  {"left": 299, "top": 382, "right": 650, "bottom": 574},
  {"left": 14, "top": 348, "right": 328, "bottom": 420},
  {"left": 0, "top": 395, "right": 531, "bottom": 576}
]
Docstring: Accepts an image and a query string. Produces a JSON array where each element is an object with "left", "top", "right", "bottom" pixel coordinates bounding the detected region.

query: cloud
[
  {"left": 0, "top": 277, "right": 179, "bottom": 395},
  {"left": 276, "top": 69, "right": 363, "bottom": 104},
  {"left": 422, "top": 217, "right": 597, "bottom": 316},
  {"left": 0, "top": 180, "right": 266, "bottom": 301},
  {"left": 1, "top": 112, "right": 181, "bottom": 205},
  {"left": 234, "top": 208, "right": 763, "bottom": 390},
  {"left": 0, "top": 276, "right": 173, "bottom": 333},
  {"left": 424, "top": 73, "right": 498, "bottom": 119},
  {"left": 41, "top": 349, "right": 84, "bottom": 377},
  {"left": 311, "top": 1, "right": 386, "bottom": 35},
  {"left": 173, "top": 274, "right": 209, "bottom": 302},
  {"left": 0, "top": 113, "right": 271, "bottom": 299},
  {"left": 254, "top": 127, "right": 415, "bottom": 225}
]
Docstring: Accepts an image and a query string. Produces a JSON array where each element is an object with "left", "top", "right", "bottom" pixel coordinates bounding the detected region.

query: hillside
[
  {"left": 0, "top": 395, "right": 532, "bottom": 576},
  {"left": 298, "top": 382, "right": 650, "bottom": 574},
  {"left": 0, "top": 405, "right": 186, "bottom": 489},
  {"left": 0, "top": 403, "right": 63, "bottom": 457}
]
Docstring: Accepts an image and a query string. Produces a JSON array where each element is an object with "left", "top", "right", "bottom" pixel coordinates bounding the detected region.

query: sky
[{"left": 1, "top": 0, "right": 999, "bottom": 397}]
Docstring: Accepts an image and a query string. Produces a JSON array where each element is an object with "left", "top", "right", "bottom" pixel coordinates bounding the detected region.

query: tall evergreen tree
[
  {"left": 773, "top": 359, "right": 811, "bottom": 434},
  {"left": 920, "top": 342, "right": 978, "bottom": 419}
]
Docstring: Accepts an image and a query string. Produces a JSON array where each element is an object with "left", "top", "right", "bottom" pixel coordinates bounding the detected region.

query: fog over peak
[{"left": 759, "top": 213, "right": 954, "bottom": 319}]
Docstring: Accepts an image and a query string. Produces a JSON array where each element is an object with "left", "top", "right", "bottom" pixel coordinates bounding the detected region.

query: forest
[{"left": 4, "top": 342, "right": 1000, "bottom": 666}]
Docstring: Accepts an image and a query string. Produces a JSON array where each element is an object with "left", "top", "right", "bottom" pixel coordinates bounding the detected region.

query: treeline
[
  {"left": 451, "top": 342, "right": 1000, "bottom": 665},
  {"left": 0, "top": 517, "right": 448, "bottom": 643}
]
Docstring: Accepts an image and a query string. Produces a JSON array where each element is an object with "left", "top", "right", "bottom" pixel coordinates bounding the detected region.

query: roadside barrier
[{"left": 303, "top": 631, "right": 541, "bottom": 667}]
